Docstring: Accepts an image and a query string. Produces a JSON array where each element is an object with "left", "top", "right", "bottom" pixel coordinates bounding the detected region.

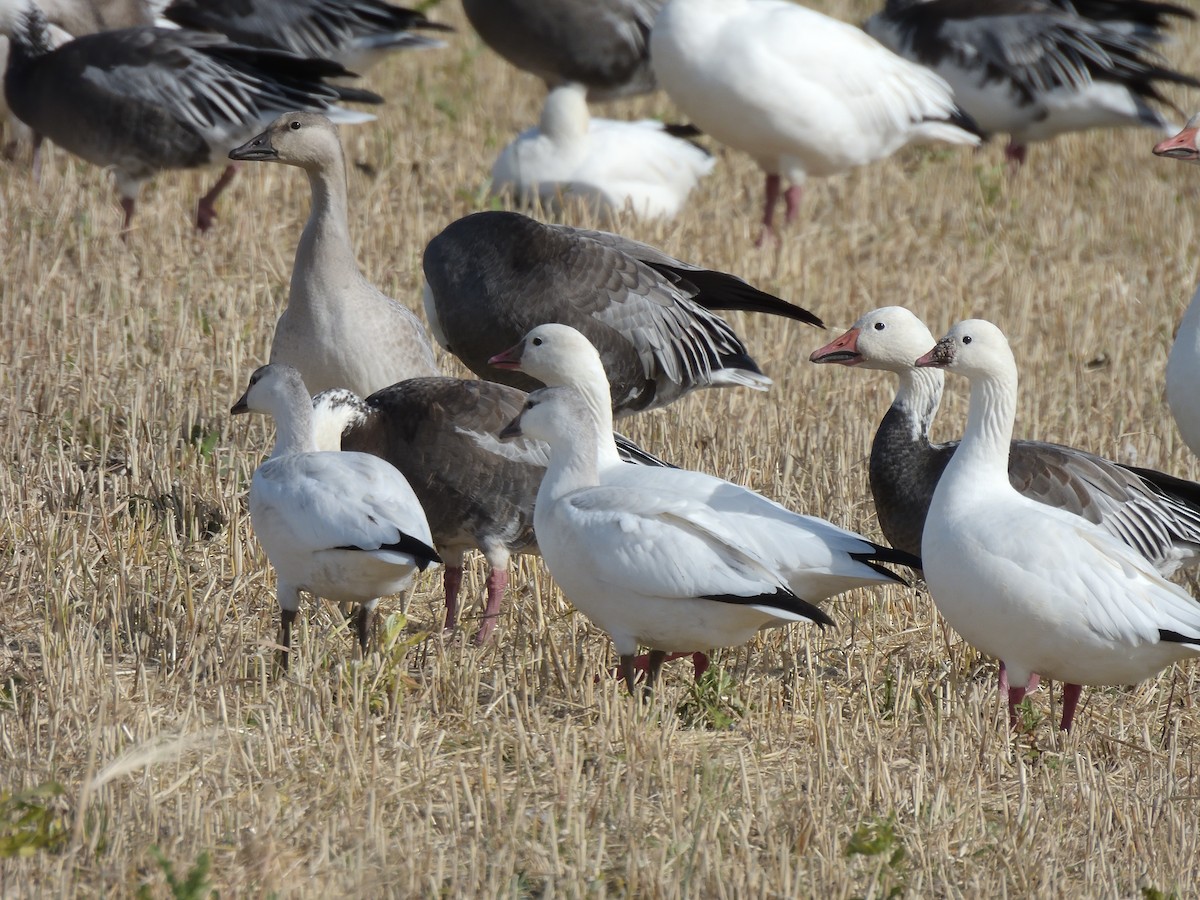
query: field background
[{"left": 3, "top": 1, "right": 1200, "bottom": 895}]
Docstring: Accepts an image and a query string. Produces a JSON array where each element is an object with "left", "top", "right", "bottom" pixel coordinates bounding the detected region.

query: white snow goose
[
  {"left": 422, "top": 210, "right": 824, "bottom": 418},
  {"left": 462, "top": 0, "right": 661, "bottom": 101},
  {"left": 810, "top": 306, "right": 1200, "bottom": 577},
  {"left": 916, "top": 320, "right": 1200, "bottom": 732},
  {"left": 864, "top": 0, "right": 1198, "bottom": 166},
  {"left": 163, "top": 0, "right": 452, "bottom": 72},
  {"left": 231, "top": 364, "right": 440, "bottom": 669},
  {"left": 649, "top": 0, "right": 981, "bottom": 242},
  {"left": 490, "top": 323, "right": 919, "bottom": 688},
  {"left": 0, "top": 0, "right": 381, "bottom": 234},
  {"left": 490, "top": 81, "right": 714, "bottom": 221},
  {"left": 1153, "top": 117, "right": 1200, "bottom": 459}
]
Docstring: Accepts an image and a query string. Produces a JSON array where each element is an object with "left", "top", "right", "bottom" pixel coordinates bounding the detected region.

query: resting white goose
[
  {"left": 864, "top": 0, "right": 1198, "bottom": 165},
  {"left": 461, "top": 0, "right": 661, "bottom": 101},
  {"left": 231, "top": 364, "right": 440, "bottom": 668},
  {"left": 0, "top": 0, "right": 380, "bottom": 234},
  {"left": 1153, "top": 117, "right": 1200, "bottom": 459},
  {"left": 422, "top": 211, "right": 824, "bottom": 417},
  {"left": 649, "top": 0, "right": 980, "bottom": 241},
  {"left": 491, "top": 82, "right": 714, "bottom": 221},
  {"left": 230, "top": 112, "right": 438, "bottom": 396},
  {"left": 917, "top": 320, "right": 1200, "bottom": 731},
  {"left": 809, "top": 306, "right": 1200, "bottom": 576},
  {"left": 163, "top": 0, "right": 451, "bottom": 71},
  {"left": 490, "top": 323, "right": 918, "bottom": 685}
]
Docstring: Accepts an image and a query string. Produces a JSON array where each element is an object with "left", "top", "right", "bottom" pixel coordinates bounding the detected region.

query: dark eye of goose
[
  {"left": 962, "top": 335, "right": 972, "bottom": 345},
  {"left": 289, "top": 120, "right": 302, "bottom": 130},
  {"left": 531, "top": 337, "right": 543, "bottom": 346},
  {"left": 873, "top": 322, "right": 885, "bottom": 331}
]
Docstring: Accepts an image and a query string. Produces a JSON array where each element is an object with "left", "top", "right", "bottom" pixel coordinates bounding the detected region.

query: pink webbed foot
[{"left": 472, "top": 566, "right": 508, "bottom": 646}]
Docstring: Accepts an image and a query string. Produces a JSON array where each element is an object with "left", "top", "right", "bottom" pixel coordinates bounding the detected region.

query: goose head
[
  {"left": 490, "top": 324, "right": 613, "bottom": 426},
  {"left": 231, "top": 364, "right": 309, "bottom": 419},
  {"left": 915, "top": 319, "right": 1015, "bottom": 381},
  {"left": 810, "top": 306, "right": 936, "bottom": 373},
  {"left": 499, "top": 386, "right": 590, "bottom": 449},
  {"left": 229, "top": 111, "right": 342, "bottom": 170},
  {"left": 1153, "top": 112, "right": 1200, "bottom": 164}
]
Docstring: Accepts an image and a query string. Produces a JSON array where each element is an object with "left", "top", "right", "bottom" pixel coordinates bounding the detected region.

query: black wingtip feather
[
  {"left": 702, "top": 588, "right": 836, "bottom": 628},
  {"left": 850, "top": 548, "right": 922, "bottom": 585}
]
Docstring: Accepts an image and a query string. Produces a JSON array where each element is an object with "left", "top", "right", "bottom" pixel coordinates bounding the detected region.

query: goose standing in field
[
  {"left": 491, "top": 324, "right": 919, "bottom": 687},
  {"left": 461, "top": 0, "right": 662, "bottom": 101},
  {"left": 809, "top": 307, "right": 1200, "bottom": 577},
  {"left": 864, "top": 0, "right": 1199, "bottom": 166},
  {"left": 490, "top": 82, "right": 714, "bottom": 221},
  {"left": 649, "top": 0, "right": 981, "bottom": 242},
  {"left": 231, "top": 365, "right": 440, "bottom": 669},
  {"left": 917, "top": 320, "right": 1200, "bottom": 731},
  {"left": 1153, "top": 117, "right": 1200, "bottom": 459},
  {"left": 163, "top": 0, "right": 452, "bottom": 72},
  {"left": 422, "top": 210, "right": 824, "bottom": 417},
  {"left": 0, "top": 0, "right": 382, "bottom": 234}
]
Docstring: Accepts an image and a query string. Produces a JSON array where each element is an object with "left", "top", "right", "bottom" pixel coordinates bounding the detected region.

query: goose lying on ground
[
  {"left": 917, "top": 320, "right": 1200, "bottom": 731},
  {"left": 231, "top": 364, "right": 440, "bottom": 669},
  {"left": 491, "top": 323, "right": 918, "bottom": 688},
  {"left": 865, "top": 0, "right": 1198, "bottom": 166},
  {"left": 461, "top": 0, "right": 661, "bottom": 101},
  {"left": 649, "top": 0, "right": 980, "bottom": 242},
  {"left": 810, "top": 307, "right": 1200, "bottom": 577},
  {"left": 0, "top": 1, "right": 380, "bottom": 234},
  {"left": 164, "top": 0, "right": 451, "bottom": 71},
  {"left": 423, "top": 211, "right": 823, "bottom": 417},
  {"left": 1153, "top": 118, "right": 1200, "bottom": 459},
  {"left": 491, "top": 82, "right": 714, "bottom": 221}
]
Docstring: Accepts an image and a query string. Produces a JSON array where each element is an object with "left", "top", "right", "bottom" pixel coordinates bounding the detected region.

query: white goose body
[
  {"left": 918, "top": 320, "right": 1200, "bottom": 728},
  {"left": 1165, "top": 282, "right": 1200, "bottom": 458},
  {"left": 491, "top": 82, "right": 713, "bottom": 220}
]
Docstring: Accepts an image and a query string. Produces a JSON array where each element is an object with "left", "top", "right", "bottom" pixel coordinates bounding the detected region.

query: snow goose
[
  {"left": 229, "top": 112, "right": 438, "bottom": 396},
  {"left": 0, "top": 0, "right": 381, "bottom": 234},
  {"left": 231, "top": 364, "right": 440, "bottom": 668},
  {"left": 864, "top": 0, "right": 1199, "bottom": 165},
  {"left": 810, "top": 306, "right": 1200, "bottom": 576},
  {"left": 461, "top": 0, "right": 661, "bottom": 101},
  {"left": 163, "top": 0, "right": 452, "bottom": 72},
  {"left": 916, "top": 320, "right": 1200, "bottom": 731},
  {"left": 490, "top": 81, "right": 714, "bottom": 221},
  {"left": 490, "top": 323, "right": 919, "bottom": 686},
  {"left": 422, "top": 210, "right": 824, "bottom": 417},
  {"left": 649, "top": 0, "right": 981, "bottom": 241}
]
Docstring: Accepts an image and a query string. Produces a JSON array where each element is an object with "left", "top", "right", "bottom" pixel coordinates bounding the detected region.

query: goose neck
[
  {"left": 292, "top": 159, "right": 363, "bottom": 304},
  {"left": 540, "top": 422, "right": 603, "bottom": 503},
  {"left": 892, "top": 365, "right": 943, "bottom": 441},
  {"left": 268, "top": 397, "right": 319, "bottom": 459},
  {"left": 954, "top": 370, "right": 1017, "bottom": 475}
]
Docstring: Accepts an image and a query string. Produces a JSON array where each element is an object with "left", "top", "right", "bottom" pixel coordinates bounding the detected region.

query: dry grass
[{"left": 3, "top": 1, "right": 1200, "bottom": 895}]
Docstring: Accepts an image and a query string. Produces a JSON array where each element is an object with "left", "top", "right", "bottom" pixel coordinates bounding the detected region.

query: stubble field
[{"left": 3, "top": 1, "right": 1200, "bottom": 896}]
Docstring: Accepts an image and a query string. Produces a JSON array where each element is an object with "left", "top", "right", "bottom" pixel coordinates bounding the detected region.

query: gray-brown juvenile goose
[
  {"left": 461, "top": 0, "right": 662, "bottom": 101},
  {"left": 0, "top": 0, "right": 381, "bottom": 234},
  {"left": 810, "top": 306, "right": 1200, "bottom": 575},
  {"left": 163, "top": 0, "right": 452, "bottom": 72},
  {"left": 422, "top": 210, "right": 824, "bottom": 418}
]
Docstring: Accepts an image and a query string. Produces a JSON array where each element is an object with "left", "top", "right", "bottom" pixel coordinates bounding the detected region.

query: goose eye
[
  {"left": 873, "top": 322, "right": 885, "bottom": 331},
  {"left": 531, "top": 337, "right": 543, "bottom": 346},
  {"left": 289, "top": 120, "right": 302, "bottom": 130}
]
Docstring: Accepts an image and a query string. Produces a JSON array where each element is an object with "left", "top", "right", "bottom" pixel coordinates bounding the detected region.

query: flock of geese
[{"left": 6, "top": 0, "right": 1200, "bottom": 733}]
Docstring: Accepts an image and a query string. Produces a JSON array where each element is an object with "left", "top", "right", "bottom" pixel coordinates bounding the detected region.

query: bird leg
[
  {"left": 472, "top": 567, "right": 508, "bottom": 646},
  {"left": 196, "top": 163, "right": 240, "bottom": 231},
  {"left": 757, "top": 173, "right": 783, "bottom": 246},
  {"left": 644, "top": 650, "right": 668, "bottom": 694},
  {"left": 120, "top": 197, "right": 137, "bottom": 238},
  {"left": 1060, "top": 683, "right": 1083, "bottom": 732},
  {"left": 1003, "top": 141, "right": 1027, "bottom": 168},
  {"left": 783, "top": 183, "right": 803, "bottom": 225},
  {"left": 31, "top": 133, "right": 44, "bottom": 184},
  {"left": 278, "top": 608, "right": 298, "bottom": 673},
  {"left": 354, "top": 605, "right": 373, "bottom": 654},
  {"left": 443, "top": 565, "right": 464, "bottom": 631},
  {"left": 1007, "top": 684, "right": 1027, "bottom": 729},
  {"left": 620, "top": 654, "right": 639, "bottom": 695},
  {"left": 608, "top": 651, "right": 709, "bottom": 683}
]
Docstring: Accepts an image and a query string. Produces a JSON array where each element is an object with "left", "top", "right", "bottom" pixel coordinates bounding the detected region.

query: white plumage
[
  {"left": 491, "top": 82, "right": 714, "bottom": 220},
  {"left": 649, "top": 0, "right": 979, "bottom": 238},
  {"left": 491, "top": 323, "right": 916, "bottom": 689},
  {"left": 232, "top": 364, "right": 439, "bottom": 666},
  {"left": 917, "top": 320, "right": 1200, "bottom": 731}
]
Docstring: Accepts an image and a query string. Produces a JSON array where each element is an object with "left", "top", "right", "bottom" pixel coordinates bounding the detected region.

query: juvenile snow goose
[
  {"left": 917, "top": 320, "right": 1200, "bottom": 731},
  {"left": 491, "top": 81, "right": 714, "bottom": 221},
  {"left": 231, "top": 364, "right": 440, "bottom": 669},
  {"left": 230, "top": 112, "right": 438, "bottom": 396},
  {"left": 864, "top": 0, "right": 1199, "bottom": 166},
  {"left": 163, "top": 0, "right": 452, "bottom": 72},
  {"left": 461, "top": 0, "right": 661, "bottom": 101},
  {"left": 491, "top": 323, "right": 918, "bottom": 686},
  {"left": 422, "top": 210, "right": 824, "bottom": 417},
  {"left": 810, "top": 306, "right": 1200, "bottom": 576},
  {"left": 1, "top": 1, "right": 381, "bottom": 234},
  {"left": 649, "top": 0, "right": 981, "bottom": 242}
]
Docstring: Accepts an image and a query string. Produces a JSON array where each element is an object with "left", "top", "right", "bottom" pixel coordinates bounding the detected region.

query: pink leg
[
  {"left": 1060, "top": 682, "right": 1083, "bottom": 732},
  {"left": 120, "top": 196, "right": 136, "bottom": 239},
  {"left": 1004, "top": 141, "right": 1027, "bottom": 167},
  {"left": 783, "top": 183, "right": 803, "bottom": 225},
  {"left": 1027, "top": 673, "right": 1041, "bottom": 692},
  {"left": 607, "top": 650, "right": 709, "bottom": 682},
  {"left": 757, "top": 173, "right": 782, "bottom": 247},
  {"left": 443, "top": 566, "right": 463, "bottom": 631},
  {"left": 1008, "top": 684, "right": 1028, "bottom": 729},
  {"left": 196, "top": 163, "right": 239, "bottom": 231},
  {"left": 998, "top": 660, "right": 1009, "bottom": 694},
  {"left": 690, "top": 652, "right": 709, "bottom": 679},
  {"left": 472, "top": 566, "right": 508, "bottom": 645}
]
